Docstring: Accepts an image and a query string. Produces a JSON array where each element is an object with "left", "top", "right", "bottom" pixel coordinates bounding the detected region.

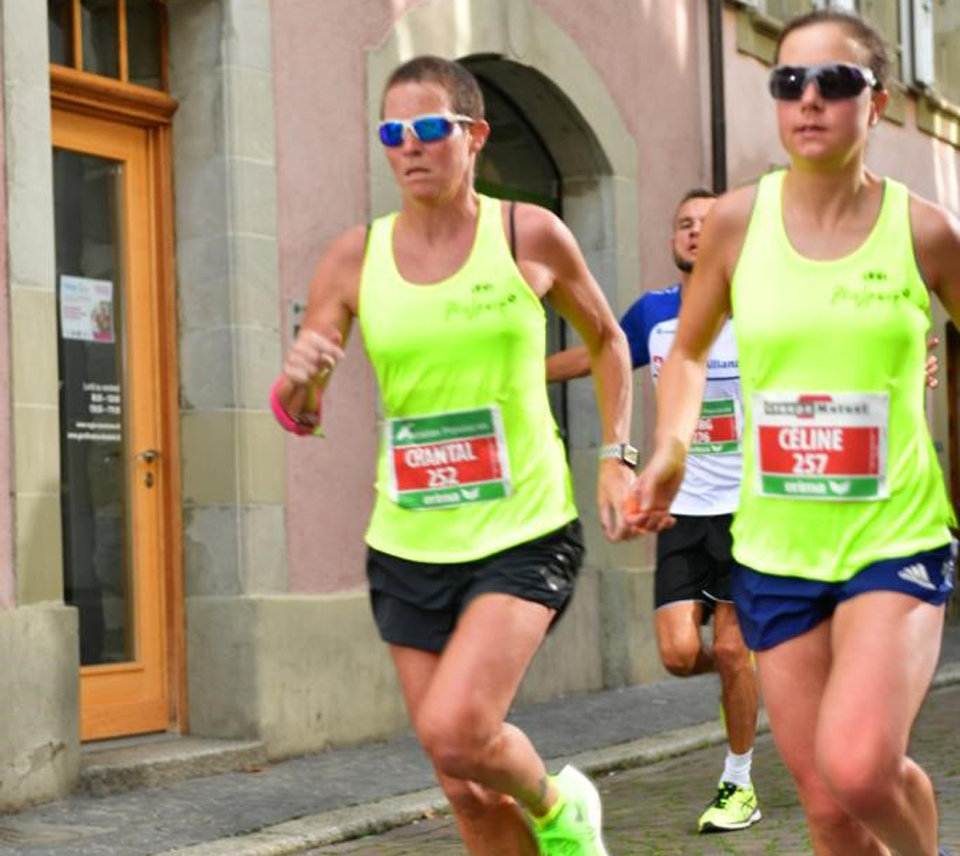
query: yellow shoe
[
  {"left": 697, "top": 782, "right": 761, "bottom": 833},
  {"left": 531, "top": 766, "right": 610, "bottom": 855}
]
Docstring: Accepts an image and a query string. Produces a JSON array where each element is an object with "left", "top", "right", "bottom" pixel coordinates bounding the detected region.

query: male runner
[{"left": 548, "top": 188, "right": 761, "bottom": 833}]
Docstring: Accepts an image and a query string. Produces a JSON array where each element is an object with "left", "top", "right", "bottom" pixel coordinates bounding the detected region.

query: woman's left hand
[{"left": 597, "top": 459, "right": 636, "bottom": 541}]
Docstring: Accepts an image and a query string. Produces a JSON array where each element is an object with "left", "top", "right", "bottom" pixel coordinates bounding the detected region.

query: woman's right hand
[
  {"left": 282, "top": 328, "right": 345, "bottom": 389},
  {"left": 623, "top": 439, "right": 687, "bottom": 535}
]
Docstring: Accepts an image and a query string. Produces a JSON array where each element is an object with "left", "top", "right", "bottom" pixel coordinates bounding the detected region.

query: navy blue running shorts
[
  {"left": 366, "top": 520, "right": 584, "bottom": 653},
  {"left": 733, "top": 542, "right": 956, "bottom": 651}
]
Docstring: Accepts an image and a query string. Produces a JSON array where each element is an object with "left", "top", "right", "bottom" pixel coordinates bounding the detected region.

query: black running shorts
[
  {"left": 366, "top": 520, "right": 584, "bottom": 652},
  {"left": 655, "top": 513, "right": 734, "bottom": 609}
]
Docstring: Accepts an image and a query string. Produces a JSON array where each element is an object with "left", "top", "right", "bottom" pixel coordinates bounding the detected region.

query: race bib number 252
[{"left": 387, "top": 407, "right": 512, "bottom": 510}]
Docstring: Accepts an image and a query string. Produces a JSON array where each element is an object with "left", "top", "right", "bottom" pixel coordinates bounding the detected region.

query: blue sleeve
[{"left": 619, "top": 299, "right": 650, "bottom": 370}]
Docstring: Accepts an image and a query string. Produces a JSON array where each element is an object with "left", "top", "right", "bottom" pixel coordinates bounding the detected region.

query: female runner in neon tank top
[
  {"left": 627, "top": 11, "right": 958, "bottom": 856},
  {"left": 272, "top": 57, "right": 633, "bottom": 856}
]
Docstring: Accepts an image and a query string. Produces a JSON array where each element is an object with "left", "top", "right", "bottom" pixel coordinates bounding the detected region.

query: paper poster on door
[{"left": 60, "top": 276, "right": 115, "bottom": 343}]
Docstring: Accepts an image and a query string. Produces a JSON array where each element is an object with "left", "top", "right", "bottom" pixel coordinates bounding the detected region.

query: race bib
[
  {"left": 689, "top": 398, "right": 741, "bottom": 455},
  {"left": 387, "top": 406, "right": 512, "bottom": 510},
  {"left": 753, "top": 392, "right": 889, "bottom": 501}
]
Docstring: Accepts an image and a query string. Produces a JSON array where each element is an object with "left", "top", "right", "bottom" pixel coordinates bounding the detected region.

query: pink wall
[
  {"left": 271, "top": 1, "right": 386, "bottom": 595},
  {"left": 273, "top": 2, "right": 960, "bottom": 595},
  {"left": 0, "top": 65, "right": 13, "bottom": 610},
  {"left": 271, "top": 0, "right": 709, "bottom": 594},
  {"left": 538, "top": 0, "right": 708, "bottom": 294}
]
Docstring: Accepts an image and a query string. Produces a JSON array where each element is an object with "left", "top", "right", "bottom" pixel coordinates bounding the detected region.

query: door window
[{"left": 53, "top": 149, "right": 132, "bottom": 666}]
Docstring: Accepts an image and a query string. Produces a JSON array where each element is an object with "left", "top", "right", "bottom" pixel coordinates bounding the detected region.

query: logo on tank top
[
  {"left": 445, "top": 286, "right": 518, "bottom": 322},
  {"left": 831, "top": 270, "right": 909, "bottom": 309}
]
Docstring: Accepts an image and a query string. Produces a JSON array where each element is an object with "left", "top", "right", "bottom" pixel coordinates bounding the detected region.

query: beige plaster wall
[
  {"left": 0, "top": 18, "right": 12, "bottom": 611},
  {"left": 186, "top": 565, "right": 632, "bottom": 758},
  {"left": 0, "top": 604, "right": 79, "bottom": 810}
]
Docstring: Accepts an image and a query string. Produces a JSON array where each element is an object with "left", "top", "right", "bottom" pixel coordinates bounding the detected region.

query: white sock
[{"left": 721, "top": 747, "right": 753, "bottom": 789}]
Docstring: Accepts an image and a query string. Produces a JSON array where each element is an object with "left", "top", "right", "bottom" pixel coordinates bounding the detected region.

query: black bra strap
[{"left": 509, "top": 200, "right": 517, "bottom": 261}]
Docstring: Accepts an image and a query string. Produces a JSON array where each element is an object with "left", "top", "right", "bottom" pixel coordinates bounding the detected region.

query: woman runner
[
  {"left": 272, "top": 56, "right": 635, "bottom": 856},
  {"left": 627, "top": 11, "right": 957, "bottom": 856}
]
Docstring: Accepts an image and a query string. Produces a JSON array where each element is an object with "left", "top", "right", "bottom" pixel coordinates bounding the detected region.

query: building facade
[{"left": 0, "top": 0, "right": 958, "bottom": 809}]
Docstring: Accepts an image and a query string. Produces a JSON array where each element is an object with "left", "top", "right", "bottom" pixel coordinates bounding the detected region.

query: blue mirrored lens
[
  {"left": 412, "top": 116, "right": 453, "bottom": 142},
  {"left": 379, "top": 122, "right": 405, "bottom": 147}
]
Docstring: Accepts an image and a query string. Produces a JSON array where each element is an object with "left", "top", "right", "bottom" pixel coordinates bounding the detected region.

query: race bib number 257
[{"left": 753, "top": 392, "right": 888, "bottom": 501}]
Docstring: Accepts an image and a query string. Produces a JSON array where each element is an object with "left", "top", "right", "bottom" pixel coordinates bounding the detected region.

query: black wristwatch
[{"left": 598, "top": 443, "right": 639, "bottom": 470}]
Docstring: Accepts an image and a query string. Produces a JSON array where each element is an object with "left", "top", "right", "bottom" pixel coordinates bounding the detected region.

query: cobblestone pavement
[{"left": 308, "top": 684, "right": 960, "bottom": 855}]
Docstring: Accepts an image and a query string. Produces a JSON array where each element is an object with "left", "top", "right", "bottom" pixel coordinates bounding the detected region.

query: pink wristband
[{"left": 270, "top": 376, "right": 322, "bottom": 436}]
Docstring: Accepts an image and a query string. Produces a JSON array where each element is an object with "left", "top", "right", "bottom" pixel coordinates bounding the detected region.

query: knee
[
  {"left": 817, "top": 739, "right": 900, "bottom": 820},
  {"left": 712, "top": 633, "right": 752, "bottom": 677},
  {"left": 659, "top": 638, "right": 701, "bottom": 676},
  {"left": 418, "top": 707, "right": 495, "bottom": 781}
]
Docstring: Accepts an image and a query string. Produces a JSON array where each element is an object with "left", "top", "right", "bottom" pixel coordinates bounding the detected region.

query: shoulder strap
[{"left": 509, "top": 201, "right": 517, "bottom": 261}]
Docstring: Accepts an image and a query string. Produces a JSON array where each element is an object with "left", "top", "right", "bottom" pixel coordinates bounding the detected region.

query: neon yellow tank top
[
  {"left": 358, "top": 194, "right": 577, "bottom": 562},
  {"left": 730, "top": 170, "right": 953, "bottom": 582}
]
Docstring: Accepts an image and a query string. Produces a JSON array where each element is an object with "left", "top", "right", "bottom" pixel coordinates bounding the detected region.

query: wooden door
[{"left": 52, "top": 107, "right": 169, "bottom": 740}]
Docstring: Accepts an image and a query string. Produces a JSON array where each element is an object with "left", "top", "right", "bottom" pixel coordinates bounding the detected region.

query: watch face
[{"left": 623, "top": 445, "right": 639, "bottom": 467}]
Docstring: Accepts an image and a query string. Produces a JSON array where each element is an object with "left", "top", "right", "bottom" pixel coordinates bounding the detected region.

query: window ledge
[
  {"left": 734, "top": 7, "right": 908, "bottom": 126},
  {"left": 916, "top": 89, "right": 960, "bottom": 148},
  {"left": 735, "top": 6, "right": 781, "bottom": 65}
]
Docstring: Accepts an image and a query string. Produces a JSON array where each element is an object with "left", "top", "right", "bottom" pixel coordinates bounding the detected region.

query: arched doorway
[
  {"left": 461, "top": 55, "right": 615, "bottom": 454},
  {"left": 465, "top": 58, "right": 568, "bottom": 435}
]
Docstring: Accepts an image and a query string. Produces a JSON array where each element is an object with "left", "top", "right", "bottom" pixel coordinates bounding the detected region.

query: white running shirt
[{"left": 620, "top": 284, "right": 742, "bottom": 515}]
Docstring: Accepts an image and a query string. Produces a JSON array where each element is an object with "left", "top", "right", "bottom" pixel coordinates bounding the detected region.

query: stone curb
[{"left": 155, "top": 663, "right": 960, "bottom": 856}]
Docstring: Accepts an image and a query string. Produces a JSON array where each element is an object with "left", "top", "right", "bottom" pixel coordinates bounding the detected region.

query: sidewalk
[
  {"left": 2, "top": 625, "right": 959, "bottom": 856},
  {"left": 308, "top": 681, "right": 960, "bottom": 855}
]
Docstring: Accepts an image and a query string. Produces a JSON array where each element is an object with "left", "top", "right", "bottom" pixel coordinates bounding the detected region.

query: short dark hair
[
  {"left": 381, "top": 56, "right": 485, "bottom": 120},
  {"left": 675, "top": 188, "right": 718, "bottom": 218},
  {"left": 775, "top": 10, "right": 889, "bottom": 91}
]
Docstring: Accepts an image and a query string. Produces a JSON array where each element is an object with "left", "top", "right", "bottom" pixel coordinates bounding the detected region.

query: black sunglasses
[{"left": 769, "top": 63, "right": 879, "bottom": 101}]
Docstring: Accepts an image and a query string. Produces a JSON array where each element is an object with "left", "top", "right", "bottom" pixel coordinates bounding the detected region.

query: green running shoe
[
  {"left": 532, "top": 765, "right": 610, "bottom": 855},
  {"left": 697, "top": 782, "right": 761, "bottom": 833}
]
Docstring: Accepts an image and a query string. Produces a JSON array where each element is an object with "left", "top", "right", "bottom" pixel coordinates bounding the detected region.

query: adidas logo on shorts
[{"left": 896, "top": 562, "right": 937, "bottom": 591}]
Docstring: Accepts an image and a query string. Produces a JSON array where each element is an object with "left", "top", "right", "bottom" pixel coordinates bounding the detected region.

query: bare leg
[
  {"left": 654, "top": 600, "right": 714, "bottom": 676},
  {"left": 816, "top": 593, "right": 944, "bottom": 856},
  {"left": 758, "top": 621, "right": 887, "bottom": 855},
  {"left": 414, "top": 593, "right": 559, "bottom": 810},
  {"left": 390, "top": 641, "right": 540, "bottom": 856},
  {"left": 391, "top": 591, "right": 564, "bottom": 855},
  {"left": 712, "top": 602, "right": 758, "bottom": 755}
]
